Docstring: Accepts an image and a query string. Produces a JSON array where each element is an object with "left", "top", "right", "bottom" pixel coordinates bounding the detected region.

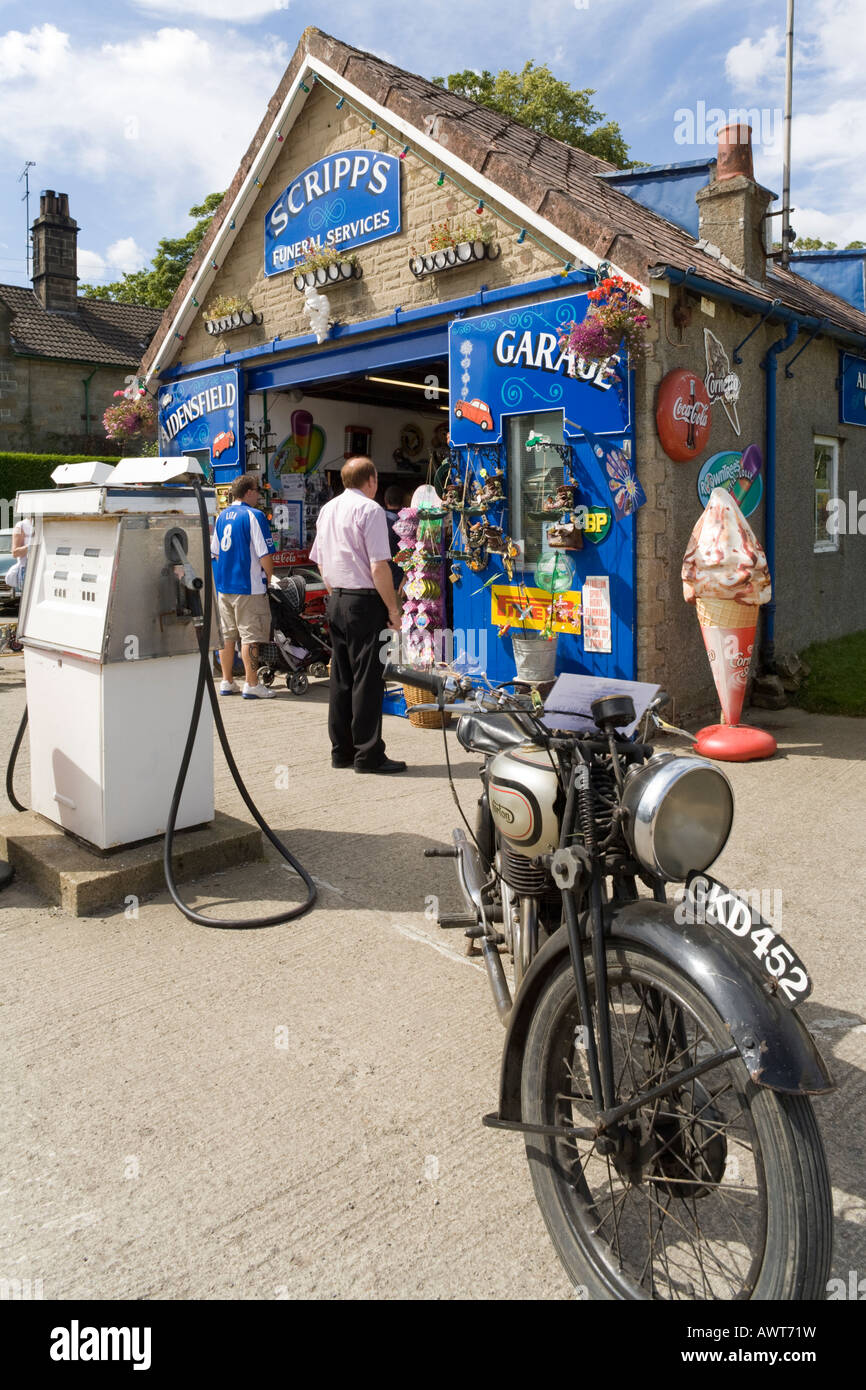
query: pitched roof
[
  {"left": 142, "top": 27, "right": 866, "bottom": 374},
  {"left": 0, "top": 283, "right": 162, "bottom": 366}
]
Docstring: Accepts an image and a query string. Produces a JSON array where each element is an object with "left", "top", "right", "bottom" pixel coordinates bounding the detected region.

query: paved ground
[{"left": 1, "top": 650, "right": 864, "bottom": 1300}]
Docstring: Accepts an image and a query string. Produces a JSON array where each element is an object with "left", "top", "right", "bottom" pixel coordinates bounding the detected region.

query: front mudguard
[{"left": 497, "top": 897, "right": 834, "bottom": 1123}]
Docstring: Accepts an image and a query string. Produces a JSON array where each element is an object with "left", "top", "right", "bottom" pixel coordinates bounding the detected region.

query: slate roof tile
[
  {"left": 141, "top": 27, "right": 866, "bottom": 374},
  {"left": 0, "top": 283, "right": 162, "bottom": 366}
]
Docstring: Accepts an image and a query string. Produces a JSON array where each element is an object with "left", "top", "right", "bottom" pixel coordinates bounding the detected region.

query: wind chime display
[{"left": 393, "top": 484, "right": 446, "bottom": 665}]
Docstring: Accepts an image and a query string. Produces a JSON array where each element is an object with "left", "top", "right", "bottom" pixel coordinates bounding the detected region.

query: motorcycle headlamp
[{"left": 622, "top": 754, "right": 734, "bottom": 882}]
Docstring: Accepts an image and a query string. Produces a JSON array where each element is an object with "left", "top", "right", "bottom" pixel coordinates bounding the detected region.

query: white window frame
[{"left": 813, "top": 436, "right": 840, "bottom": 554}]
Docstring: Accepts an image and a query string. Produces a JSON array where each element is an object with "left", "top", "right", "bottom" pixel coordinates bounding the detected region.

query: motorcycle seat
[{"left": 456, "top": 710, "right": 539, "bottom": 756}]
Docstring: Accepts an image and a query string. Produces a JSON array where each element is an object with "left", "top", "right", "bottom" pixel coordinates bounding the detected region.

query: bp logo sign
[{"left": 576, "top": 505, "right": 613, "bottom": 543}]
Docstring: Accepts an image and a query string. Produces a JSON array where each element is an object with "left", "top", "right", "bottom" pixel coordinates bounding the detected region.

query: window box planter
[
  {"left": 292, "top": 261, "right": 362, "bottom": 291},
  {"left": 409, "top": 241, "right": 500, "bottom": 278},
  {"left": 204, "top": 309, "right": 262, "bottom": 335}
]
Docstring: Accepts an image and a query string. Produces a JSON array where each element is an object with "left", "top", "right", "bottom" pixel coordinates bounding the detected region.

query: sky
[{"left": 0, "top": 0, "right": 863, "bottom": 292}]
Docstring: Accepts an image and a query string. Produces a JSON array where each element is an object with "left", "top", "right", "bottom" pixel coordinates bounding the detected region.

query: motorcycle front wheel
[{"left": 521, "top": 946, "right": 832, "bottom": 1300}]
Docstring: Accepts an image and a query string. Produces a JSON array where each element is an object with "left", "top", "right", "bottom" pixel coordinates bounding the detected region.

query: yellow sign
[{"left": 491, "top": 584, "right": 582, "bottom": 635}]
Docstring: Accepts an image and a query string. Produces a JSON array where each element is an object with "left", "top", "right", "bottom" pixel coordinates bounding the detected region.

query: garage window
[
  {"left": 507, "top": 412, "right": 565, "bottom": 567},
  {"left": 814, "top": 437, "right": 839, "bottom": 552}
]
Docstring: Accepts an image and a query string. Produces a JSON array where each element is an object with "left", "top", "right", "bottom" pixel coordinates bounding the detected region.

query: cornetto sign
[{"left": 264, "top": 149, "right": 401, "bottom": 277}]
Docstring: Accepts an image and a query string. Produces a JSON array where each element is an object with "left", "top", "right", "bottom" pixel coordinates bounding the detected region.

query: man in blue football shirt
[{"left": 211, "top": 473, "right": 277, "bottom": 699}]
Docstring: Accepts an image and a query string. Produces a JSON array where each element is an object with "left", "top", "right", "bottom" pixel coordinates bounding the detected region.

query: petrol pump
[
  {"left": 16, "top": 458, "right": 216, "bottom": 849},
  {"left": 9, "top": 457, "right": 315, "bottom": 926}
]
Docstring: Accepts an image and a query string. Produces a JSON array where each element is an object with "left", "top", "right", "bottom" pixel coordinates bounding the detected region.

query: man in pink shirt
[{"left": 310, "top": 456, "right": 406, "bottom": 773}]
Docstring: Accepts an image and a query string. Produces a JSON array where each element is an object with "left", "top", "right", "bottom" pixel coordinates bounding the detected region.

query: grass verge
[{"left": 794, "top": 629, "right": 866, "bottom": 717}]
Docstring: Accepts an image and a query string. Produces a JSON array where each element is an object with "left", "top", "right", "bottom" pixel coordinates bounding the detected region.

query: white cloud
[
  {"left": 132, "top": 0, "right": 290, "bottom": 20},
  {"left": 0, "top": 22, "right": 68, "bottom": 79},
  {"left": 725, "top": 27, "right": 783, "bottom": 91},
  {"left": 77, "top": 237, "right": 148, "bottom": 284},
  {"left": 77, "top": 248, "right": 109, "bottom": 282},
  {"left": 0, "top": 24, "right": 289, "bottom": 203},
  {"left": 725, "top": 1, "right": 866, "bottom": 245},
  {"left": 107, "top": 237, "right": 149, "bottom": 273}
]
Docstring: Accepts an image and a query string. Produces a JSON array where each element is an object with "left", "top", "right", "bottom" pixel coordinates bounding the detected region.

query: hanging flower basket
[
  {"left": 103, "top": 395, "right": 156, "bottom": 442},
  {"left": 558, "top": 274, "right": 649, "bottom": 365}
]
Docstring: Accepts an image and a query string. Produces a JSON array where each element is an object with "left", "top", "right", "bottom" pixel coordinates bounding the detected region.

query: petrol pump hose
[{"left": 3, "top": 477, "right": 317, "bottom": 927}]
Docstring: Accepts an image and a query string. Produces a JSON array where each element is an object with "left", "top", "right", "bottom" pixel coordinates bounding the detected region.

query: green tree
[
  {"left": 792, "top": 237, "right": 865, "bottom": 251},
  {"left": 432, "top": 62, "right": 635, "bottom": 168},
  {"left": 80, "top": 192, "right": 225, "bottom": 308}
]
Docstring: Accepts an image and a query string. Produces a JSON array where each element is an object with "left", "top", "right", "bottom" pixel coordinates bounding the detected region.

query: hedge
[{"left": 0, "top": 452, "right": 120, "bottom": 501}]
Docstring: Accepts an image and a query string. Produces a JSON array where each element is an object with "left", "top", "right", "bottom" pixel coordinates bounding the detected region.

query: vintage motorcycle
[{"left": 386, "top": 663, "right": 834, "bottom": 1301}]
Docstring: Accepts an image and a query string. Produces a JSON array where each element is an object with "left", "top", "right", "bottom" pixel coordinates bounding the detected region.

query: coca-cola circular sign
[{"left": 656, "top": 368, "right": 712, "bottom": 462}]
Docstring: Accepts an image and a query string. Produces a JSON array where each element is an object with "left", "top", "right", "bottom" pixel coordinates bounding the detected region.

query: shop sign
[
  {"left": 839, "top": 352, "right": 866, "bottom": 427},
  {"left": 449, "top": 295, "right": 630, "bottom": 446},
  {"left": 656, "top": 367, "right": 712, "bottom": 462},
  {"left": 697, "top": 446, "right": 763, "bottom": 518},
  {"left": 157, "top": 369, "right": 240, "bottom": 470},
  {"left": 264, "top": 149, "right": 401, "bottom": 277},
  {"left": 491, "top": 584, "right": 582, "bottom": 636},
  {"left": 704, "top": 329, "right": 741, "bottom": 435}
]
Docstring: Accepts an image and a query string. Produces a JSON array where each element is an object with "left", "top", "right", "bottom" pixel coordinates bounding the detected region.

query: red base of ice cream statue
[{"left": 682, "top": 488, "right": 777, "bottom": 762}]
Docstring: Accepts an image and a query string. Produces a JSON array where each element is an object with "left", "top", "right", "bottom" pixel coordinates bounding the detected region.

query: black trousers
[{"left": 326, "top": 590, "right": 388, "bottom": 768}]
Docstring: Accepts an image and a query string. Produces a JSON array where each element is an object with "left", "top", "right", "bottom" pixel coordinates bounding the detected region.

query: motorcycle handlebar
[{"left": 385, "top": 664, "right": 453, "bottom": 697}]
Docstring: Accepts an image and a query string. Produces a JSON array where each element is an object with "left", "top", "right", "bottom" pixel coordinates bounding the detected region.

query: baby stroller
[{"left": 257, "top": 573, "right": 331, "bottom": 695}]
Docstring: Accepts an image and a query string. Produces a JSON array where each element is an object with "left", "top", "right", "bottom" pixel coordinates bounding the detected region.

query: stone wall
[
  {"left": 634, "top": 287, "right": 866, "bottom": 716},
  {"left": 0, "top": 349, "right": 131, "bottom": 455}
]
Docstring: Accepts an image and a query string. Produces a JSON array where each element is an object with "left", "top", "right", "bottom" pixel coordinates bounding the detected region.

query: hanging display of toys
[
  {"left": 546, "top": 521, "right": 584, "bottom": 550},
  {"left": 477, "top": 465, "right": 506, "bottom": 504},
  {"left": 541, "top": 482, "right": 577, "bottom": 514},
  {"left": 396, "top": 487, "right": 447, "bottom": 665}
]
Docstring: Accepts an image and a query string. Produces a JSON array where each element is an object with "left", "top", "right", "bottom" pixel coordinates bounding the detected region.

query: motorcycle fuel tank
[{"left": 488, "top": 745, "right": 560, "bottom": 855}]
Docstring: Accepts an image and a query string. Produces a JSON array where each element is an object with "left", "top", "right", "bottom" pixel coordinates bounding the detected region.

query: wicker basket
[{"left": 402, "top": 683, "right": 451, "bottom": 730}]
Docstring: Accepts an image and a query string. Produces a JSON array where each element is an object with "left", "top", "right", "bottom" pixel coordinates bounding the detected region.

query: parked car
[{"left": 0, "top": 529, "right": 19, "bottom": 608}]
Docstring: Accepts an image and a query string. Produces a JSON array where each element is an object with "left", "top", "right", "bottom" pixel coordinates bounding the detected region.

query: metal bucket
[{"left": 512, "top": 634, "right": 558, "bottom": 684}]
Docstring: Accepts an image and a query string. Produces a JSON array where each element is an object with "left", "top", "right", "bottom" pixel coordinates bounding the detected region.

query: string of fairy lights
[{"left": 168, "top": 70, "right": 592, "bottom": 343}]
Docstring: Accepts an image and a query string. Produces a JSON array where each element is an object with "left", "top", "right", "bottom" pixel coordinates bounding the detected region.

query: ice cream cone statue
[{"left": 682, "top": 488, "right": 777, "bottom": 760}]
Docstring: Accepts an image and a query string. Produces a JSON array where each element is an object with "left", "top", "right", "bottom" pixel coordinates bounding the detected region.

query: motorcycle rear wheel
[{"left": 521, "top": 946, "right": 832, "bottom": 1300}]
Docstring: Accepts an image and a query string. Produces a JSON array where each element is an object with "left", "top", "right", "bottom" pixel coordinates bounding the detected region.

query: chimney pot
[{"left": 717, "top": 124, "right": 755, "bottom": 182}]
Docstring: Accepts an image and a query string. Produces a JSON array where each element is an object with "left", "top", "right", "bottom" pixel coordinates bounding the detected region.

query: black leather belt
[{"left": 330, "top": 587, "right": 379, "bottom": 595}]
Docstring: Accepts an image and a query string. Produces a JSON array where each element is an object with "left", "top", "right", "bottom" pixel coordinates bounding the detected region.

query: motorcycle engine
[{"left": 499, "top": 841, "right": 549, "bottom": 894}]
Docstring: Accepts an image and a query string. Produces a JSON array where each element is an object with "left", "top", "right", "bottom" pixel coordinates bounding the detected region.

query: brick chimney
[
  {"left": 32, "top": 191, "right": 79, "bottom": 312},
  {"left": 695, "top": 126, "right": 774, "bottom": 283}
]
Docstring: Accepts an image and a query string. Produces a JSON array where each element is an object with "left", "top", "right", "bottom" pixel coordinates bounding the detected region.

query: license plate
[{"left": 684, "top": 872, "right": 812, "bottom": 1007}]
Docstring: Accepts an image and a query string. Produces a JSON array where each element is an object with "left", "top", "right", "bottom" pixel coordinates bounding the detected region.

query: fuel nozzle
[{"left": 160, "top": 527, "right": 203, "bottom": 620}]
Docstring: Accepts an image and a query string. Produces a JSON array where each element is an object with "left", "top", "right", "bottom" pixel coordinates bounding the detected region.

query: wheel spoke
[{"left": 528, "top": 954, "right": 775, "bottom": 1299}]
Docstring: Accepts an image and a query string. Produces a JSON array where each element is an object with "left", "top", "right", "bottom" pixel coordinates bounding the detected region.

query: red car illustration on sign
[
  {"left": 453, "top": 398, "right": 494, "bottom": 431},
  {"left": 211, "top": 429, "right": 235, "bottom": 460}
]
